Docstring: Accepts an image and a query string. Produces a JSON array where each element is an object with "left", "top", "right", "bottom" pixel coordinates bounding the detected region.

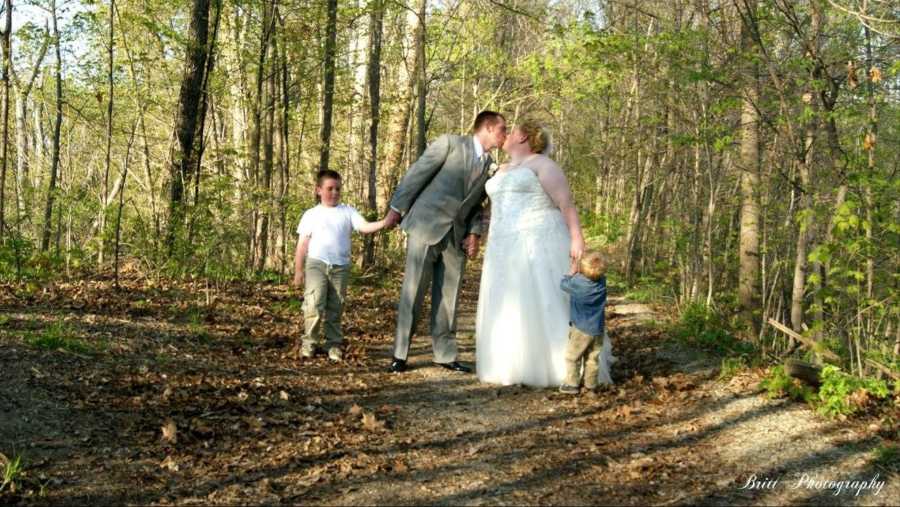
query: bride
[{"left": 475, "top": 119, "right": 613, "bottom": 387}]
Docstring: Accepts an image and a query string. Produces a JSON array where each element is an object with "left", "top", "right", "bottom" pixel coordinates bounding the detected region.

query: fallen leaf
[
  {"left": 349, "top": 404, "right": 363, "bottom": 416},
  {"left": 161, "top": 419, "right": 177, "bottom": 444},
  {"left": 160, "top": 455, "right": 179, "bottom": 471},
  {"left": 361, "top": 412, "right": 385, "bottom": 432}
]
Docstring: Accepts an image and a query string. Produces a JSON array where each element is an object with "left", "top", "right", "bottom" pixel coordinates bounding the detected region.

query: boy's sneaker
[
  {"left": 327, "top": 347, "right": 343, "bottom": 362},
  {"left": 559, "top": 384, "right": 580, "bottom": 394},
  {"left": 301, "top": 344, "right": 316, "bottom": 359}
]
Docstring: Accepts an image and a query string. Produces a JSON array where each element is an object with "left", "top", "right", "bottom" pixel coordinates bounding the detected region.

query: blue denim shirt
[{"left": 560, "top": 274, "right": 607, "bottom": 336}]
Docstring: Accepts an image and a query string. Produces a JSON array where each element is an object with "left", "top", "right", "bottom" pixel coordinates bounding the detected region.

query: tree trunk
[
  {"left": 248, "top": 0, "right": 273, "bottom": 267},
  {"left": 790, "top": 5, "right": 822, "bottom": 334},
  {"left": 348, "top": 0, "right": 369, "bottom": 205},
  {"left": 363, "top": 0, "right": 384, "bottom": 267},
  {"left": 413, "top": 0, "right": 427, "bottom": 157},
  {"left": 270, "top": 9, "right": 289, "bottom": 274},
  {"left": 40, "top": 0, "right": 63, "bottom": 252},
  {"left": 863, "top": 23, "right": 876, "bottom": 302},
  {"left": 114, "top": 122, "right": 137, "bottom": 288},
  {"left": 13, "top": 32, "right": 48, "bottom": 229},
  {"left": 254, "top": 8, "right": 276, "bottom": 274},
  {"left": 623, "top": 61, "right": 643, "bottom": 284},
  {"left": 99, "top": 0, "right": 115, "bottom": 265},
  {"left": 318, "top": 0, "right": 338, "bottom": 171},
  {"left": 737, "top": 0, "right": 762, "bottom": 336},
  {"left": 187, "top": 0, "right": 221, "bottom": 247},
  {"left": 379, "top": 5, "right": 417, "bottom": 214},
  {"left": 276, "top": 8, "right": 290, "bottom": 275},
  {"left": 113, "top": 8, "right": 160, "bottom": 244},
  {"left": 0, "top": 0, "right": 11, "bottom": 239},
  {"left": 165, "top": 0, "right": 211, "bottom": 254}
]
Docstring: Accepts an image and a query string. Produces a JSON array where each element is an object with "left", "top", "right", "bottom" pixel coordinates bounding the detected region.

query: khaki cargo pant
[
  {"left": 302, "top": 258, "right": 349, "bottom": 351},
  {"left": 563, "top": 327, "right": 602, "bottom": 388}
]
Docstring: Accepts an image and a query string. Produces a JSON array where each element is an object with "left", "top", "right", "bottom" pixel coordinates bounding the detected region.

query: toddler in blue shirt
[{"left": 559, "top": 250, "right": 607, "bottom": 394}]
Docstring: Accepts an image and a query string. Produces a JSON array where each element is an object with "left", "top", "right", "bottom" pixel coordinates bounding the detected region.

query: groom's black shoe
[
  {"left": 389, "top": 357, "right": 408, "bottom": 373},
  {"left": 434, "top": 361, "right": 472, "bottom": 373}
]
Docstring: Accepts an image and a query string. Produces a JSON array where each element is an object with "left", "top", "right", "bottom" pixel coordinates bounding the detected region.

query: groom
[{"left": 384, "top": 111, "right": 508, "bottom": 373}]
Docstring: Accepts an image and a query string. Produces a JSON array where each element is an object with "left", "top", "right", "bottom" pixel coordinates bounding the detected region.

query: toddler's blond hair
[{"left": 580, "top": 250, "right": 607, "bottom": 281}]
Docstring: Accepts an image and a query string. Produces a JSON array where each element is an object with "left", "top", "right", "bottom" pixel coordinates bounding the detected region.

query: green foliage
[
  {"left": 672, "top": 302, "right": 756, "bottom": 357},
  {"left": 0, "top": 454, "right": 23, "bottom": 494},
  {"left": 865, "top": 347, "right": 900, "bottom": 377},
  {"left": 719, "top": 356, "right": 748, "bottom": 380},
  {"left": 24, "top": 322, "right": 96, "bottom": 356},
  {"left": 271, "top": 298, "right": 303, "bottom": 314},
  {"left": 759, "top": 366, "right": 816, "bottom": 403},
  {"left": 253, "top": 270, "right": 285, "bottom": 284},
  {"left": 816, "top": 365, "right": 890, "bottom": 418},
  {"left": 623, "top": 278, "right": 669, "bottom": 304},
  {"left": 0, "top": 236, "right": 68, "bottom": 282},
  {"left": 873, "top": 445, "right": 899, "bottom": 472},
  {"left": 182, "top": 306, "right": 211, "bottom": 343},
  {"left": 759, "top": 365, "right": 894, "bottom": 419},
  {"left": 581, "top": 211, "right": 625, "bottom": 247}
]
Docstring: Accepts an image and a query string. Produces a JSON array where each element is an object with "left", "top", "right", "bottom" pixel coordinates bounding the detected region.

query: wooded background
[{"left": 0, "top": 0, "right": 896, "bottom": 376}]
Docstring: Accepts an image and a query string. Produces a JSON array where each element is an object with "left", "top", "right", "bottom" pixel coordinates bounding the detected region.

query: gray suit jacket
[{"left": 389, "top": 134, "right": 492, "bottom": 246}]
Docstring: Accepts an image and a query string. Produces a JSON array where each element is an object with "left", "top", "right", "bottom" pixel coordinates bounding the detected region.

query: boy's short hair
[
  {"left": 580, "top": 250, "right": 607, "bottom": 281},
  {"left": 316, "top": 169, "right": 341, "bottom": 185}
]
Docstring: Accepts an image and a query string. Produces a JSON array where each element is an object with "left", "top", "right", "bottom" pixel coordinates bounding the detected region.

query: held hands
[
  {"left": 291, "top": 272, "right": 304, "bottom": 290},
  {"left": 384, "top": 209, "right": 402, "bottom": 229},
  {"left": 463, "top": 234, "right": 480, "bottom": 258},
  {"left": 569, "top": 236, "right": 585, "bottom": 265}
]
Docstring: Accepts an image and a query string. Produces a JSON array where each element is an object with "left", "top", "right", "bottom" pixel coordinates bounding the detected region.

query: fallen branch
[
  {"left": 865, "top": 358, "right": 900, "bottom": 381},
  {"left": 767, "top": 318, "right": 841, "bottom": 363},
  {"left": 785, "top": 359, "right": 822, "bottom": 387}
]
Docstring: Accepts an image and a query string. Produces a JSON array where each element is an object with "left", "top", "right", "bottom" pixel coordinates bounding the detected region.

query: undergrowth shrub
[
  {"left": 760, "top": 364, "right": 894, "bottom": 418},
  {"left": 816, "top": 365, "right": 891, "bottom": 418},
  {"left": 673, "top": 302, "right": 756, "bottom": 357}
]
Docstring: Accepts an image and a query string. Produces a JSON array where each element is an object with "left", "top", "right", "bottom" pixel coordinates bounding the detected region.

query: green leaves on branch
[{"left": 760, "top": 365, "right": 894, "bottom": 418}]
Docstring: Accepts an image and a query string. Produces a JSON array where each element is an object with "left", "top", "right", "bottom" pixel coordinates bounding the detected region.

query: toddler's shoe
[
  {"left": 301, "top": 343, "right": 316, "bottom": 359},
  {"left": 559, "top": 384, "right": 579, "bottom": 394},
  {"left": 328, "top": 347, "right": 343, "bottom": 362}
]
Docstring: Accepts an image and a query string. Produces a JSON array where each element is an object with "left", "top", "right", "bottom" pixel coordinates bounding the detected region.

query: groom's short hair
[{"left": 472, "top": 111, "right": 505, "bottom": 132}]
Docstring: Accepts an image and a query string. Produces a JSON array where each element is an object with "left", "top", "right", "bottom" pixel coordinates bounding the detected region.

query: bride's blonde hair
[{"left": 517, "top": 119, "right": 552, "bottom": 155}]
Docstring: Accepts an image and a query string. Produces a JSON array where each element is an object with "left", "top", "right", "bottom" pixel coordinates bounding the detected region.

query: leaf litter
[{"left": 0, "top": 265, "right": 897, "bottom": 505}]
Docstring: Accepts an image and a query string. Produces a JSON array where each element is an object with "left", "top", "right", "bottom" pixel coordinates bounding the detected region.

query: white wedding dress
[{"left": 475, "top": 167, "right": 614, "bottom": 387}]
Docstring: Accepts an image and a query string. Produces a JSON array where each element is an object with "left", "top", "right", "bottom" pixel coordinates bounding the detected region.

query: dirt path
[{"left": 1, "top": 264, "right": 897, "bottom": 505}]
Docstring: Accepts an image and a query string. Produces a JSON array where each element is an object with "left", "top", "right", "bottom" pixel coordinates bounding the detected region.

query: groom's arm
[
  {"left": 389, "top": 134, "right": 452, "bottom": 215},
  {"left": 466, "top": 201, "right": 486, "bottom": 237}
]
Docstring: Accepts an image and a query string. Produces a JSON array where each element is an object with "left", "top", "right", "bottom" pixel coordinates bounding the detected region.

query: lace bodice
[{"left": 485, "top": 167, "right": 562, "bottom": 237}]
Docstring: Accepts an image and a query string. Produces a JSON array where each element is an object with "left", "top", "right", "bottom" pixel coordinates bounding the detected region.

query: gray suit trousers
[{"left": 393, "top": 231, "right": 466, "bottom": 363}]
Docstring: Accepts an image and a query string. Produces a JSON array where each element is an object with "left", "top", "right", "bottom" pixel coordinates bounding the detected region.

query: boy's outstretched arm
[
  {"left": 292, "top": 235, "right": 311, "bottom": 288},
  {"left": 356, "top": 217, "right": 388, "bottom": 234}
]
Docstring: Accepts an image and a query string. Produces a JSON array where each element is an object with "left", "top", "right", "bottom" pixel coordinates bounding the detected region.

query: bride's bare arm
[{"left": 534, "top": 157, "right": 585, "bottom": 259}]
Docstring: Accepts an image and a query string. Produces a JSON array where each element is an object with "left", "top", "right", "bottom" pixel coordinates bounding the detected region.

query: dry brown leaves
[{"left": 161, "top": 419, "right": 178, "bottom": 444}]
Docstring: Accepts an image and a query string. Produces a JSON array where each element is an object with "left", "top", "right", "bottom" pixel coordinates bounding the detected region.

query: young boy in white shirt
[{"left": 292, "top": 169, "right": 387, "bottom": 361}]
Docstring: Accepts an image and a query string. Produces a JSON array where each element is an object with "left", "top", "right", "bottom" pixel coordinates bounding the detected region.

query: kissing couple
[{"left": 383, "top": 111, "right": 613, "bottom": 388}]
